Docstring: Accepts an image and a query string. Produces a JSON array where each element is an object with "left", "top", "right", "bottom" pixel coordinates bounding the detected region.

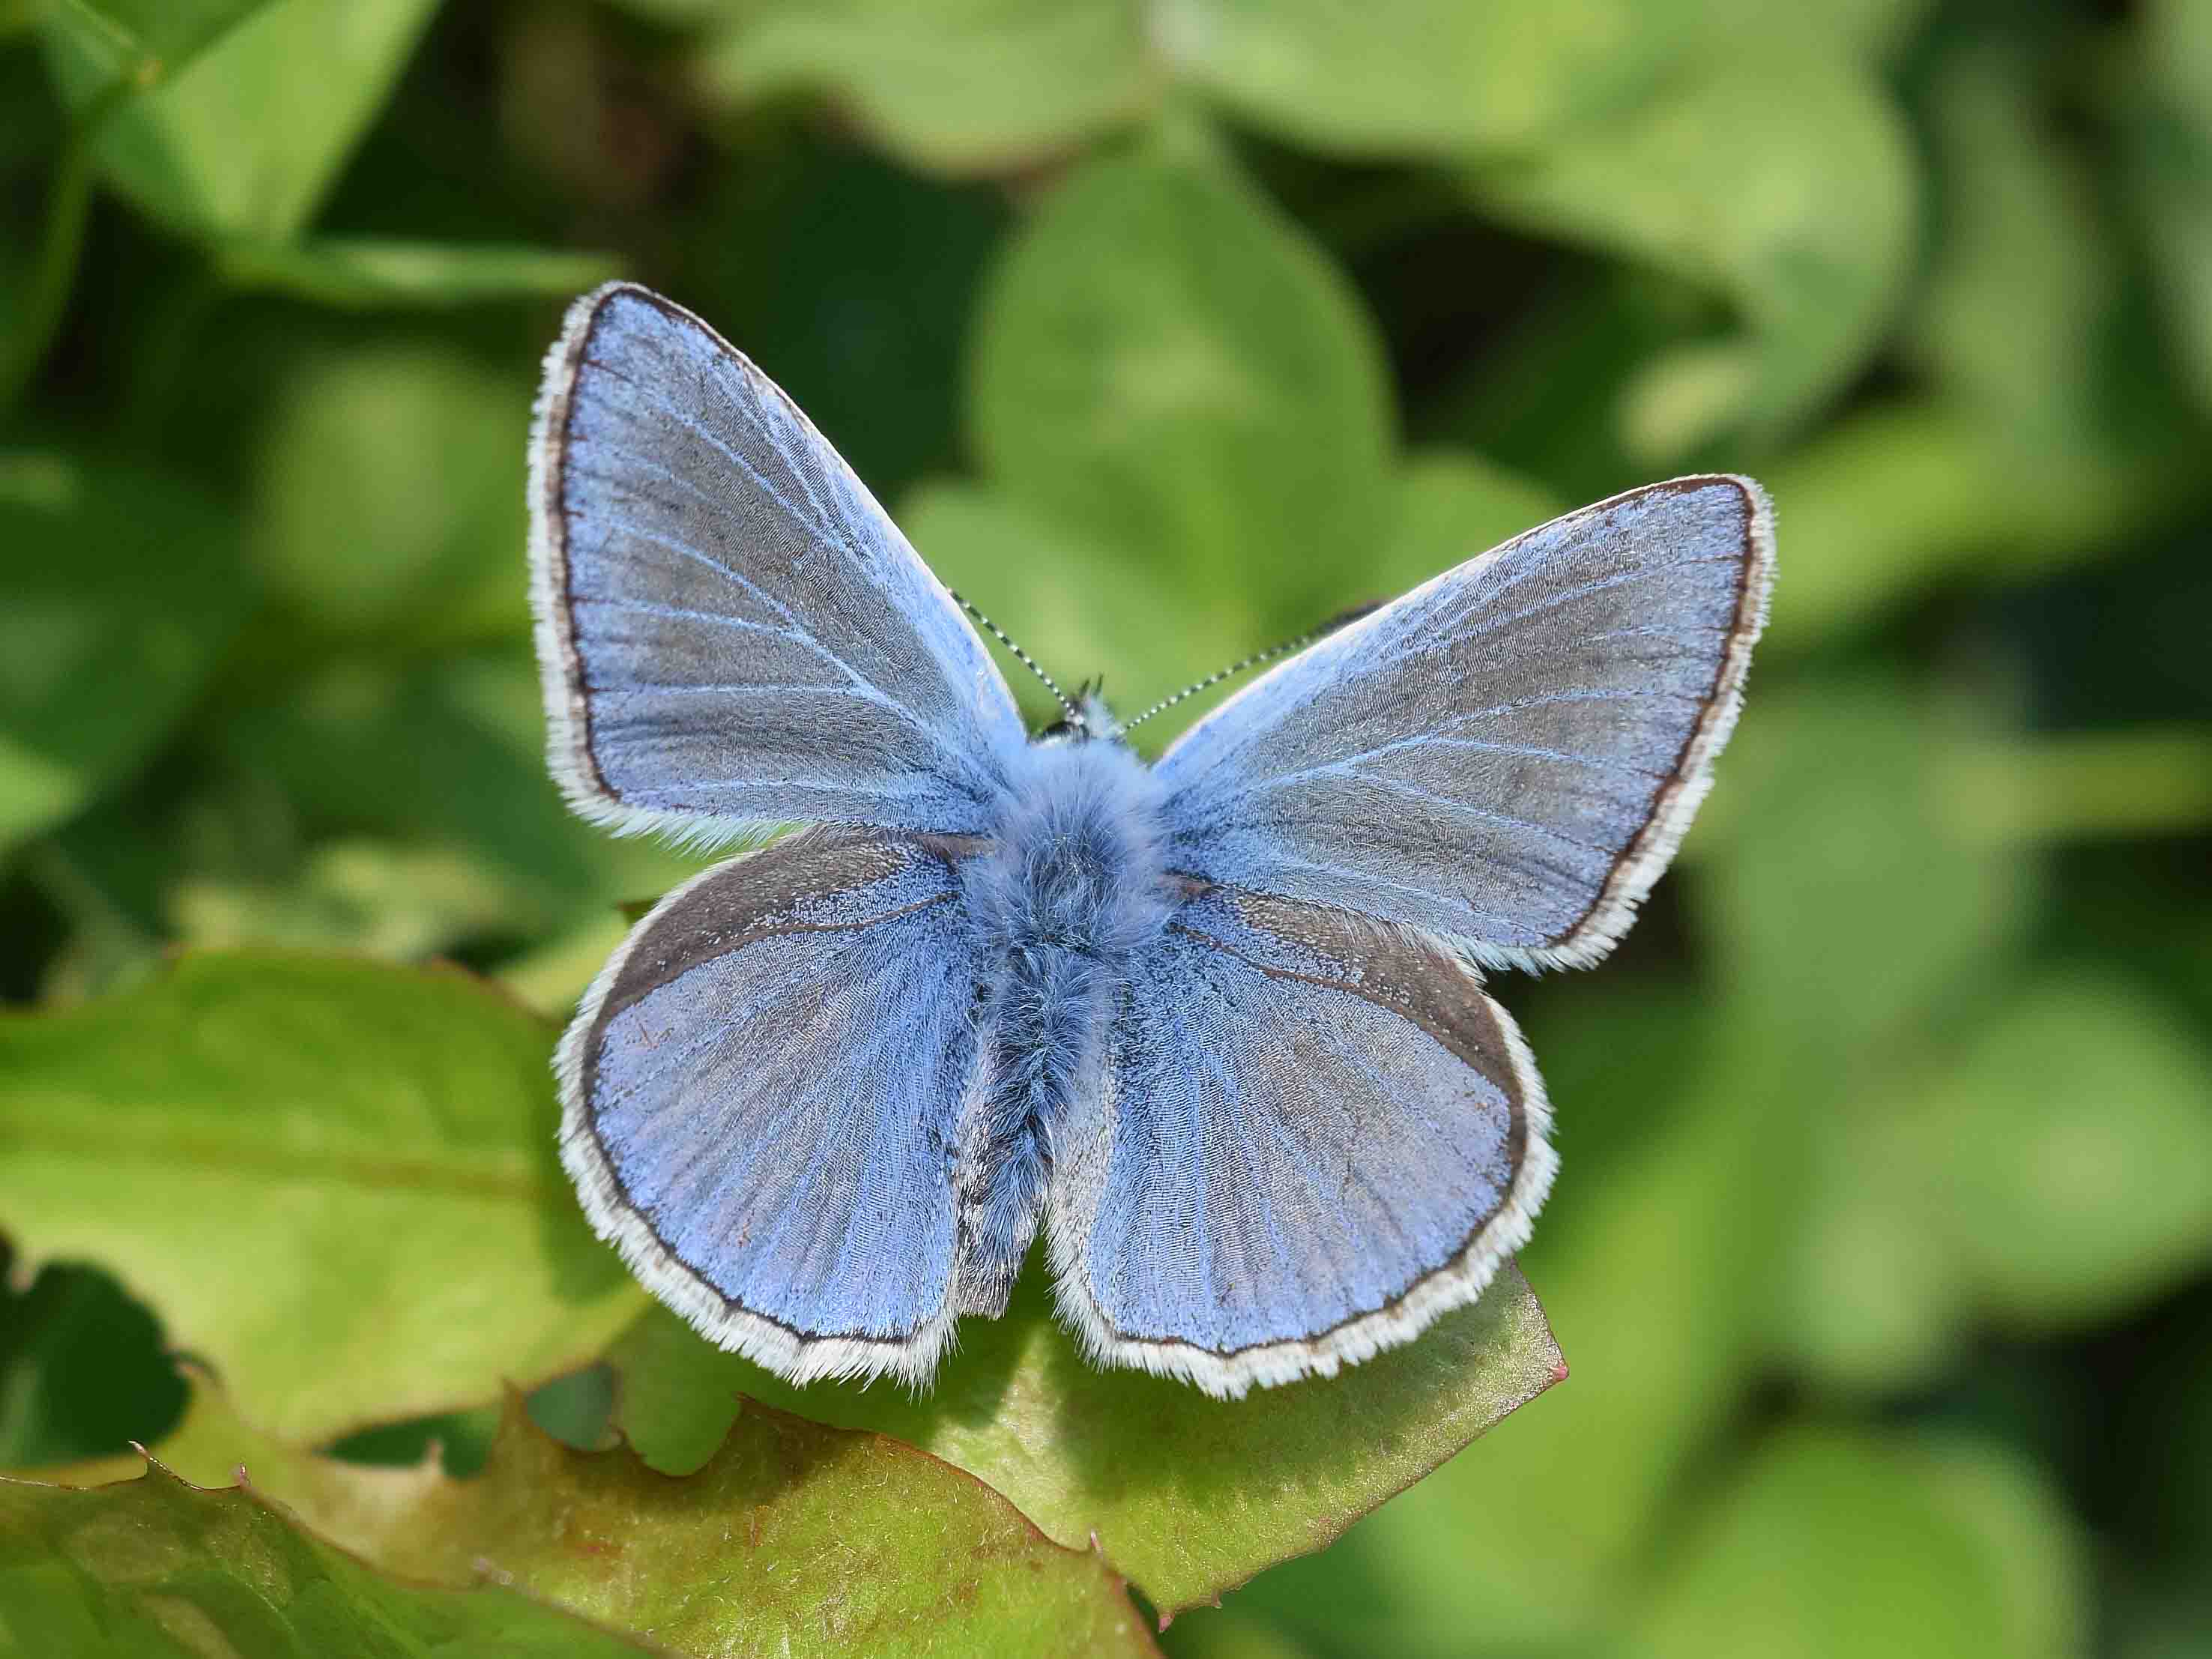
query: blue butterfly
[{"left": 530, "top": 282, "right": 1774, "bottom": 1397}]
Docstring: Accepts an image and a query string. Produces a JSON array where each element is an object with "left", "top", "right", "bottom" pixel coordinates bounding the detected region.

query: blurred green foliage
[{"left": 2, "top": 0, "right": 2211, "bottom": 1655}]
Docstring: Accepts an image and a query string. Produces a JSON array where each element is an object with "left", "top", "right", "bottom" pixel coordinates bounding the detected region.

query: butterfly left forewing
[
  {"left": 1047, "top": 885, "right": 1555, "bottom": 1397},
  {"left": 531, "top": 282, "right": 1027, "bottom": 847}
]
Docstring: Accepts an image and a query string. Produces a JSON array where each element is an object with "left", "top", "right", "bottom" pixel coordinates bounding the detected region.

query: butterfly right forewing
[{"left": 1151, "top": 476, "right": 1774, "bottom": 972}]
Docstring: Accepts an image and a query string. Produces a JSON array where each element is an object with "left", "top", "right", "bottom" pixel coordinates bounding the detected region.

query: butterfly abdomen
[{"left": 951, "top": 739, "right": 1173, "bottom": 1316}]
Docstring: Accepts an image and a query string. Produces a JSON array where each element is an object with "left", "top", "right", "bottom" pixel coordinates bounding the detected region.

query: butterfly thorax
[{"left": 949, "top": 733, "right": 1173, "bottom": 1317}]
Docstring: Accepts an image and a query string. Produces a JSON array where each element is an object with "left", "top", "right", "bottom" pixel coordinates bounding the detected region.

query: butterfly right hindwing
[{"left": 1048, "top": 885, "right": 1555, "bottom": 1397}]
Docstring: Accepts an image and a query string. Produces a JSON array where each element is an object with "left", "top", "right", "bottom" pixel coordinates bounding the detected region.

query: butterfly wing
[
  {"left": 560, "top": 827, "right": 988, "bottom": 1384},
  {"left": 531, "top": 282, "right": 1027, "bottom": 844},
  {"left": 1048, "top": 884, "right": 1554, "bottom": 1396},
  {"left": 1152, "top": 477, "right": 1774, "bottom": 970}
]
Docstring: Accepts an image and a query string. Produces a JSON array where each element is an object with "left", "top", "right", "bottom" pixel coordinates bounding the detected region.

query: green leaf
[
  {"left": 1780, "top": 969, "right": 2212, "bottom": 1390},
  {"left": 0, "top": 952, "right": 643, "bottom": 1445},
  {"left": 1464, "top": 55, "right": 1915, "bottom": 457},
  {"left": 697, "top": 0, "right": 1155, "bottom": 175},
  {"left": 0, "top": 1460, "right": 655, "bottom": 1657},
  {"left": 248, "top": 343, "right": 534, "bottom": 641},
  {"left": 0, "top": 454, "right": 253, "bottom": 853},
  {"left": 1635, "top": 1427, "right": 2085, "bottom": 1659},
  {"left": 29, "top": 1381, "right": 1162, "bottom": 1658},
  {"left": 1941, "top": 728, "right": 2212, "bottom": 847},
  {"left": 970, "top": 141, "right": 1394, "bottom": 625},
  {"left": 36, "top": 0, "right": 271, "bottom": 82},
  {"left": 1158, "top": 0, "right": 1678, "bottom": 158},
  {"left": 607, "top": 1262, "right": 1562, "bottom": 1616},
  {"left": 900, "top": 480, "right": 1251, "bottom": 745},
  {"left": 1696, "top": 677, "right": 2032, "bottom": 1066},
  {"left": 1903, "top": 973, "right": 2212, "bottom": 1325},
  {"left": 1759, "top": 396, "right": 2199, "bottom": 652},
  {"left": 1904, "top": 51, "right": 2120, "bottom": 462},
  {"left": 1378, "top": 450, "right": 1563, "bottom": 598},
  {"left": 41, "top": 0, "right": 441, "bottom": 242},
  {"left": 212, "top": 238, "right": 624, "bottom": 309}
]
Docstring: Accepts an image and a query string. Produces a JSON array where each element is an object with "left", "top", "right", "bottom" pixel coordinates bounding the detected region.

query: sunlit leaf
[
  {"left": 971, "top": 141, "right": 1394, "bottom": 626},
  {"left": 0, "top": 1458, "right": 653, "bottom": 1657},
  {"left": 41, "top": 0, "right": 441, "bottom": 241},
  {"left": 608, "top": 1263, "right": 1562, "bottom": 1616},
  {"left": 35, "top": 0, "right": 271, "bottom": 84},
  {"left": 1636, "top": 1427, "right": 2084, "bottom": 1659},
  {"left": 213, "top": 238, "right": 623, "bottom": 309},
  {"left": 28, "top": 1381, "right": 1161, "bottom": 1658},
  {"left": 0, "top": 454, "right": 253, "bottom": 853},
  {"left": 1464, "top": 55, "right": 1915, "bottom": 458},
  {"left": 0, "top": 952, "right": 644, "bottom": 1444},
  {"left": 696, "top": 0, "right": 1155, "bottom": 175}
]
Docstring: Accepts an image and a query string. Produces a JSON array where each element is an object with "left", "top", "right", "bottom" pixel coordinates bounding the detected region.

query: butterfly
[{"left": 529, "top": 282, "right": 1774, "bottom": 1398}]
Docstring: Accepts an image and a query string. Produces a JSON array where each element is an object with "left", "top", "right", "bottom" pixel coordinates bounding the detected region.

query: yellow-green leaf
[
  {"left": 0, "top": 952, "right": 644, "bottom": 1444},
  {"left": 608, "top": 1262, "right": 1562, "bottom": 1616},
  {"left": 0, "top": 1459, "right": 653, "bottom": 1657},
  {"left": 41, "top": 0, "right": 440, "bottom": 242},
  {"left": 26, "top": 1380, "right": 1162, "bottom": 1658}
]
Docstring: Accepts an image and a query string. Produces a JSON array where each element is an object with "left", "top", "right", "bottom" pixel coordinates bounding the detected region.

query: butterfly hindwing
[
  {"left": 559, "top": 827, "right": 989, "bottom": 1384},
  {"left": 530, "top": 282, "right": 1027, "bottom": 844},
  {"left": 1048, "top": 884, "right": 1555, "bottom": 1397},
  {"left": 1152, "top": 477, "right": 1774, "bottom": 970}
]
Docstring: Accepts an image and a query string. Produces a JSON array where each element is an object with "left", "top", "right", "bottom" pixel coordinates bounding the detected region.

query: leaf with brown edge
[
  {"left": 0, "top": 1456, "right": 656, "bottom": 1658},
  {"left": 607, "top": 1260, "right": 1565, "bottom": 1617},
  {"left": 25, "top": 1375, "right": 1161, "bottom": 1658}
]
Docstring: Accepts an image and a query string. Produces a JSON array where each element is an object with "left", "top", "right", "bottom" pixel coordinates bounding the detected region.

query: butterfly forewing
[
  {"left": 530, "top": 282, "right": 1027, "bottom": 844},
  {"left": 1152, "top": 477, "right": 1774, "bottom": 971}
]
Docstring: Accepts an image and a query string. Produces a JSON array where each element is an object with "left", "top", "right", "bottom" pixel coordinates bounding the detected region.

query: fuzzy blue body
[{"left": 952, "top": 732, "right": 1170, "bottom": 1314}]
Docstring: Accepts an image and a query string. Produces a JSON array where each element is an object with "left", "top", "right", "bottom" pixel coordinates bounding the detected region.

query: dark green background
[{"left": 4, "top": 1, "right": 2211, "bottom": 1655}]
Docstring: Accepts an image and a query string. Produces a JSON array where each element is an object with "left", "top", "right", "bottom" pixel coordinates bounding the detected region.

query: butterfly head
[{"left": 1036, "top": 682, "right": 1122, "bottom": 746}]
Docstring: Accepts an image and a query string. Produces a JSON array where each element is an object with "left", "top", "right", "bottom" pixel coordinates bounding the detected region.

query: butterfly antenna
[
  {"left": 1116, "top": 602, "right": 1383, "bottom": 737},
  {"left": 949, "top": 590, "right": 1080, "bottom": 726}
]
